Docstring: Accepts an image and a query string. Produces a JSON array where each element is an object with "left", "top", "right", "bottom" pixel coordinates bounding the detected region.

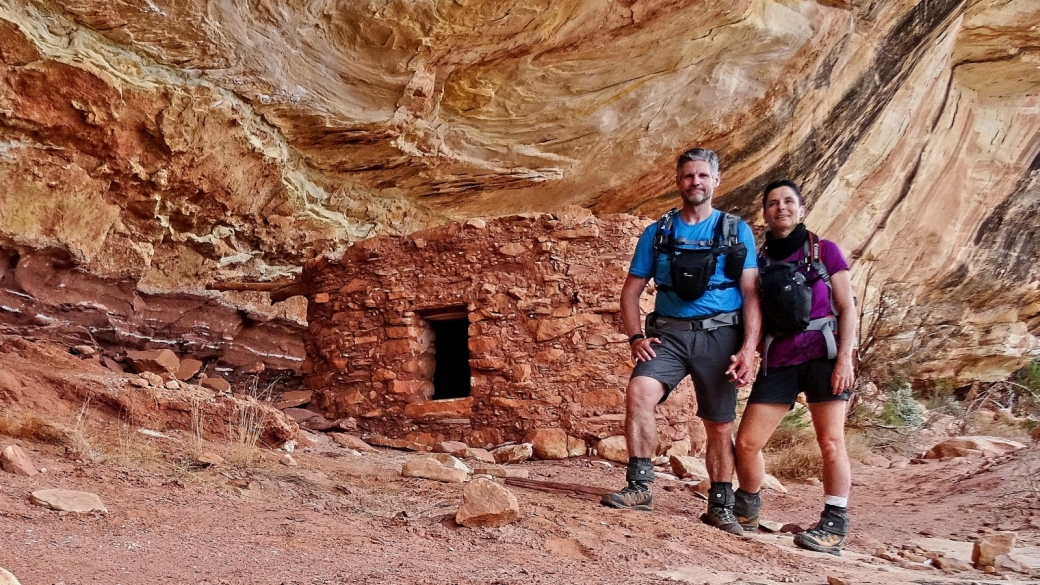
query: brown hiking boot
[
  {"left": 700, "top": 505, "right": 743, "bottom": 535},
  {"left": 601, "top": 482, "right": 654, "bottom": 512},
  {"left": 734, "top": 489, "right": 761, "bottom": 532},
  {"left": 794, "top": 505, "right": 848, "bottom": 556}
]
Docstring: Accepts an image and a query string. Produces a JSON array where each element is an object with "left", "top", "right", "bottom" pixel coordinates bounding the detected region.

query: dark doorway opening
[{"left": 427, "top": 316, "right": 471, "bottom": 400}]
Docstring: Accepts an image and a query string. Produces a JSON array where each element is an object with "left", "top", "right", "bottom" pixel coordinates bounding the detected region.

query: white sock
[{"left": 824, "top": 495, "right": 848, "bottom": 508}]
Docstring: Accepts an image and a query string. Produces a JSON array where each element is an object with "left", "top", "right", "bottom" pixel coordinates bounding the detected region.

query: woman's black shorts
[{"left": 747, "top": 358, "right": 850, "bottom": 406}]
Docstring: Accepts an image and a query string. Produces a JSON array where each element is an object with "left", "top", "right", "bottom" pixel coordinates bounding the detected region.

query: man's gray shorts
[{"left": 630, "top": 316, "right": 743, "bottom": 423}]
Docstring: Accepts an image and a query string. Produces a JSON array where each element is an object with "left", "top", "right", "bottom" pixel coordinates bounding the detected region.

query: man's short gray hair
[{"left": 676, "top": 148, "right": 720, "bottom": 176}]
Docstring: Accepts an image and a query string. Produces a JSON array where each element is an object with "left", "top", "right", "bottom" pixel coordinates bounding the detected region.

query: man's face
[{"left": 676, "top": 160, "right": 720, "bottom": 207}]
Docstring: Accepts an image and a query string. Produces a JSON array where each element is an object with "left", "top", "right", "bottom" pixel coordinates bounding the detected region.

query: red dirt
[{"left": 1, "top": 337, "right": 1038, "bottom": 584}]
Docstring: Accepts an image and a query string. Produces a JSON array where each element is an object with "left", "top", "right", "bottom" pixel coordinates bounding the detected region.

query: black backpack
[
  {"left": 759, "top": 232, "right": 838, "bottom": 368},
  {"left": 651, "top": 209, "right": 747, "bottom": 301}
]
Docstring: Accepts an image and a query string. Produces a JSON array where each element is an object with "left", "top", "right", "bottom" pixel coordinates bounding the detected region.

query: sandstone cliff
[{"left": 0, "top": 0, "right": 1037, "bottom": 382}]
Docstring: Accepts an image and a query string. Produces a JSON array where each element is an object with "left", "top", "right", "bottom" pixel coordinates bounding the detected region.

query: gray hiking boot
[
  {"left": 602, "top": 457, "right": 655, "bottom": 511},
  {"left": 601, "top": 481, "right": 654, "bottom": 511},
  {"left": 734, "top": 488, "right": 761, "bottom": 532},
  {"left": 700, "top": 482, "right": 743, "bottom": 535},
  {"left": 794, "top": 505, "right": 849, "bottom": 556}
]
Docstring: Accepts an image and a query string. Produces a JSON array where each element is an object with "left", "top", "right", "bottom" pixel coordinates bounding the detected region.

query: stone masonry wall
[{"left": 303, "top": 207, "right": 703, "bottom": 451}]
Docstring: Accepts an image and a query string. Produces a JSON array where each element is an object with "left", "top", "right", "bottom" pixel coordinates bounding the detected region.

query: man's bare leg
[
  {"left": 700, "top": 420, "right": 742, "bottom": 535},
  {"left": 602, "top": 376, "right": 665, "bottom": 511},
  {"left": 625, "top": 376, "right": 666, "bottom": 457}
]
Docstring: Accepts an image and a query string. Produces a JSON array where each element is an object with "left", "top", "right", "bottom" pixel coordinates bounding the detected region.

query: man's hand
[
  {"left": 725, "top": 346, "right": 756, "bottom": 385},
  {"left": 831, "top": 355, "right": 855, "bottom": 395},
  {"left": 631, "top": 337, "right": 660, "bottom": 362}
]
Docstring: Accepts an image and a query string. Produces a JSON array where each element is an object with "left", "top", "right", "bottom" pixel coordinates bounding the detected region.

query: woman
[{"left": 733, "top": 179, "right": 858, "bottom": 556}]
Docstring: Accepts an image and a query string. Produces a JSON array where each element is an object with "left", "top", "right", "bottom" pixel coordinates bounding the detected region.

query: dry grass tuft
[
  {"left": 763, "top": 406, "right": 873, "bottom": 481},
  {"left": 225, "top": 376, "right": 279, "bottom": 466},
  {"left": 0, "top": 412, "right": 67, "bottom": 444},
  {"left": 189, "top": 398, "right": 205, "bottom": 458}
]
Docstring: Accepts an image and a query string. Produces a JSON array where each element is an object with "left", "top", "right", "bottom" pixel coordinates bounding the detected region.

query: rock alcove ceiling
[{"left": 0, "top": 0, "right": 1038, "bottom": 383}]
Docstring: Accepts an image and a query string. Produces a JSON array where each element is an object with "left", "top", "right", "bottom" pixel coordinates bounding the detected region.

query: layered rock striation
[{"left": 0, "top": 0, "right": 1037, "bottom": 381}]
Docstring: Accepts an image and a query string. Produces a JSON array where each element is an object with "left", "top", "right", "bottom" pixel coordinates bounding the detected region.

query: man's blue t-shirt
[{"left": 628, "top": 209, "right": 758, "bottom": 318}]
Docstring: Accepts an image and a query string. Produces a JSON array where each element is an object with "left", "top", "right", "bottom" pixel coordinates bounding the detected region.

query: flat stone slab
[
  {"left": 0, "top": 567, "right": 21, "bottom": 585},
  {"left": 30, "top": 489, "right": 108, "bottom": 513}
]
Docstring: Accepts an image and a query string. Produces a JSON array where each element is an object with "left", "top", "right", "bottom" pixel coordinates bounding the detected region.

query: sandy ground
[{"left": 1, "top": 336, "right": 1038, "bottom": 584}]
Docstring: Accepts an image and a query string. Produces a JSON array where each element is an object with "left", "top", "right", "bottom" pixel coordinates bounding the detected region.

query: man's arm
[
  {"left": 726, "top": 267, "right": 761, "bottom": 385},
  {"left": 829, "top": 269, "right": 857, "bottom": 394},
  {"left": 621, "top": 274, "right": 658, "bottom": 362}
]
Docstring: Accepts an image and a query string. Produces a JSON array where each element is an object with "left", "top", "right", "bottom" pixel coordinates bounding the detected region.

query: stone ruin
[{"left": 303, "top": 207, "right": 706, "bottom": 453}]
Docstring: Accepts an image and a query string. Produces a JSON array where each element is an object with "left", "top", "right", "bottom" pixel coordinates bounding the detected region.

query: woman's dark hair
[{"left": 762, "top": 179, "right": 804, "bottom": 208}]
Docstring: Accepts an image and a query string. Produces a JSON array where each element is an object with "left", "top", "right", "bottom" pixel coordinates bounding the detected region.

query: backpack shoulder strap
[
  {"left": 721, "top": 212, "right": 741, "bottom": 246},
  {"left": 650, "top": 208, "right": 679, "bottom": 281},
  {"left": 805, "top": 231, "right": 839, "bottom": 315}
]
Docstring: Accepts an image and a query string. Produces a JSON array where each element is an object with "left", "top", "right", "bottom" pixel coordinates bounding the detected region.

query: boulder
[
  {"left": 0, "top": 568, "right": 21, "bottom": 585},
  {"left": 472, "top": 466, "right": 530, "bottom": 479},
  {"left": 125, "top": 349, "right": 180, "bottom": 377},
  {"left": 140, "top": 372, "right": 164, "bottom": 387},
  {"left": 175, "top": 358, "right": 204, "bottom": 381},
  {"left": 925, "top": 436, "right": 1025, "bottom": 459},
  {"left": 273, "top": 390, "right": 313, "bottom": 410},
  {"left": 434, "top": 441, "right": 469, "bottom": 454},
  {"left": 862, "top": 454, "right": 891, "bottom": 468},
  {"left": 199, "top": 377, "right": 231, "bottom": 393},
  {"left": 1, "top": 445, "right": 38, "bottom": 477},
  {"left": 401, "top": 458, "right": 468, "bottom": 483},
  {"left": 100, "top": 357, "right": 123, "bottom": 375},
  {"left": 665, "top": 439, "right": 691, "bottom": 458},
  {"left": 429, "top": 453, "right": 471, "bottom": 474},
  {"left": 759, "top": 474, "right": 788, "bottom": 494},
  {"left": 282, "top": 408, "right": 321, "bottom": 423},
  {"left": 30, "top": 489, "right": 108, "bottom": 513},
  {"left": 596, "top": 435, "right": 629, "bottom": 464},
  {"left": 456, "top": 478, "right": 520, "bottom": 528},
  {"left": 669, "top": 455, "right": 708, "bottom": 480},
  {"left": 1031, "top": 426, "right": 1040, "bottom": 442},
  {"left": 331, "top": 417, "right": 358, "bottom": 431},
  {"left": 492, "top": 443, "right": 533, "bottom": 464},
  {"left": 71, "top": 345, "right": 96, "bottom": 356},
  {"left": 329, "top": 433, "right": 377, "bottom": 453},
  {"left": 973, "top": 532, "right": 1016, "bottom": 568},
  {"left": 197, "top": 451, "right": 224, "bottom": 466},
  {"left": 566, "top": 436, "right": 587, "bottom": 458},
  {"left": 525, "top": 429, "right": 569, "bottom": 460},
  {"left": 452, "top": 447, "right": 496, "bottom": 464},
  {"left": 932, "top": 556, "right": 972, "bottom": 572}
]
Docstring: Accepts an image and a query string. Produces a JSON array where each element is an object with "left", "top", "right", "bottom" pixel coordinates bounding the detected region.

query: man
[
  {"left": 601, "top": 148, "right": 761, "bottom": 536},
  {"left": 733, "top": 179, "right": 857, "bottom": 555}
]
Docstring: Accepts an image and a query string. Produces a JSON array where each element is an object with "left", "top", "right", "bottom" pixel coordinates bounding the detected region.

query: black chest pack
[
  {"left": 758, "top": 231, "right": 839, "bottom": 368},
  {"left": 651, "top": 209, "right": 747, "bottom": 301}
]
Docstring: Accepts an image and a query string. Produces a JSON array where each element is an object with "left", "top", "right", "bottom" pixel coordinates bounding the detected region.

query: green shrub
[{"left": 881, "top": 383, "right": 924, "bottom": 428}]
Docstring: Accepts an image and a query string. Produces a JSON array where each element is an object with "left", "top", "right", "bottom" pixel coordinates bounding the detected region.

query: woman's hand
[{"left": 831, "top": 355, "right": 855, "bottom": 395}]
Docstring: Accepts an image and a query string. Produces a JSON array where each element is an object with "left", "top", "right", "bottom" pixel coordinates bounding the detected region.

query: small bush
[
  {"left": 0, "top": 413, "right": 67, "bottom": 444},
  {"left": 881, "top": 383, "right": 924, "bottom": 428}
]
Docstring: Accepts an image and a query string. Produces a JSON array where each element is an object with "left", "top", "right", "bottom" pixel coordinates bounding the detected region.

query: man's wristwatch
[{"left": 628, "top": 333, "right": 645, "bottom": 345}]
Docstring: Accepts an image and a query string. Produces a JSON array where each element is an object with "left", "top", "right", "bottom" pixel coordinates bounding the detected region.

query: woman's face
[{"left": 763, "top": 186, "right": 805, "bottom": 235}]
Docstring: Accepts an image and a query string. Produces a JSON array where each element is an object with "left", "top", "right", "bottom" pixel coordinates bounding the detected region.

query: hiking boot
[
  {"left": 794, "top": 505, "right": 849, "bottom": 556},
  {"left": 602, "top": 457, "right": 655, "bottom": 511},
  {"left": 700, "top": 482, "right": 742, "bottom": 535},
  {"left": 700, "top": 506, "right": 743, "bottom": 536},
  {"left": 733, "top": 488, "right": 761, "bottom": 532},
  {"left": 601, "top": 481, "right": 654, "bottom": 511}
]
